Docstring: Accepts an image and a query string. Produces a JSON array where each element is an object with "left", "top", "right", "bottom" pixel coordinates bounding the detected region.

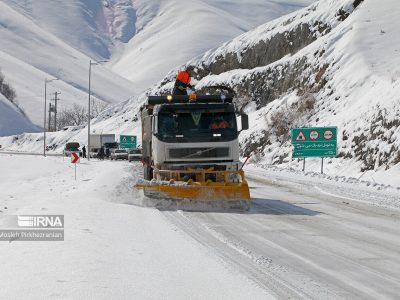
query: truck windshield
[
  {"left": 65, "top": 143, "right": 80, "bottom": 149},
  {"left": 158, "top": 110, "right": 237, "bottom": 142}
]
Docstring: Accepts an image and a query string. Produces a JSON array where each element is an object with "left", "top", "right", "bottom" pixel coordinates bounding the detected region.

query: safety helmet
[{"left": 186, "top": 65, "right": 195, "bottom": 72}]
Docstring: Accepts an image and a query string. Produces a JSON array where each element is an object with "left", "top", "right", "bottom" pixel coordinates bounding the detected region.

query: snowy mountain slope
[
  {"left": 147, "top": 0, "right": 400, "bottom": 175},
  {"left": 157, "top": 0, "right": 353, "bottom": 92},
  {"left": 4, "top": 0, "right": 315, "bottom": 63},
  {"left": 2, "top": 0, "right": 316, "bottom": 94},
  {"left": 201, "top": 0, "right": 314, "bottom": 25},
  {"left": 91, "top": 0, "right": 399, "bottom": 180},
  {"left": 4, "top": 0, "right": 399, "bottom": 184},
  {"left": 0, "top": 1, "right": 137, "bottom": 126},
  {"left": 0, "top": 94, "right": 39, "bottom": 136},
  {"left": 1, "top": 0, "right": 314, "bottom": 128},
  {"left": 3, "top": 0, "right": 136, "bottom": 60},
  {"left": 111, "top": 0, "right": 316, "bottom": 90}
]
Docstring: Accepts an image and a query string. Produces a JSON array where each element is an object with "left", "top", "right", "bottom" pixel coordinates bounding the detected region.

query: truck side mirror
[
  {"left": 241, "top": 114, "right": 249, "bottom": 131},
  {"left": 151, "top": 115, "right": 157, "bottom": 134}
]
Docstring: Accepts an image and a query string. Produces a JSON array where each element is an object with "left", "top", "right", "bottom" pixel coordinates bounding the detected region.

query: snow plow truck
[{"left": 135, "top": 94, "right": 251, "bottom": 210}]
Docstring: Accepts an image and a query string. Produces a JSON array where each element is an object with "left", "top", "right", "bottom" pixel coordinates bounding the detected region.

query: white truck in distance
[{"left": 89, "top": 134, "right": 115, "bottom": 158}]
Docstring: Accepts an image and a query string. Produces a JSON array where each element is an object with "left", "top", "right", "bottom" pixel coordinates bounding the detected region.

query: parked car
[
  {"left": 63, "top": 142, "right": 82, "bottom": 157},
  {"left": 110, "top": 149, "right": 128, "bottom": 160},
  {"left": 104, "top": 142, "right": 119, "bottom": 158},
  {"left": 89, "top": 149, "right": 99, "bottom": 158},
  {"left": 128, "top": 148, "right": 142, "bottom": 162}
]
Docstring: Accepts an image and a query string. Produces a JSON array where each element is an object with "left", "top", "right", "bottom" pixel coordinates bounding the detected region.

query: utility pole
[
  {"left": 88, "top": 60, "right": 92, "bottom": 161},
  {"left": 53, "top": 91, "right": 60, "bottom": 131},
  {"left": 44, "top": 78, "right": 58, "bottom": 156},
  {"left": 88, "top": 59, "right": 108, "bottom": 161},
  {"left": 44, "top": 80, "right": 47, "bottom": 155},
  {"left": 48, "top": 103, "right": 53, "bottom": 132}
]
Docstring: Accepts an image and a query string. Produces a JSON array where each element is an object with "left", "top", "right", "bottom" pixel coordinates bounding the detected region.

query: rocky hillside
[{"left": 151, "top": 0, "right": 400, "bottom": 173}]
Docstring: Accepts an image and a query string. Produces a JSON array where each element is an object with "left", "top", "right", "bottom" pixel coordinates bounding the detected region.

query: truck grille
[{"left": 169, "top": 147, "right": 229, "bottom": 159}]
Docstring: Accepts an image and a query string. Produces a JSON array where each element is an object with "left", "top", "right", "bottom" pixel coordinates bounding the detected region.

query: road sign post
[
  {"left": 291, "top": 127, "right": 337, "bottom": 173},
  {"left": 120, "top": 135, "right": 137, "bottom": 149},
  {"left": 71, "top": 152, "right": 79, "bottom": 180},
  {"left": 321, "top": 157, "right": 324, "bottom": 174}
]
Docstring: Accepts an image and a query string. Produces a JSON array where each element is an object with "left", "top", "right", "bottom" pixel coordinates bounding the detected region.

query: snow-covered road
[
  {"left": 1, "top": 154, "right": 399, "bottom": 299},
  {"left": 0, "top": 155, "right": 270, "bottom": 299},
  {"left": 164, "top": 174, "right": 400, "bottom": 299}
]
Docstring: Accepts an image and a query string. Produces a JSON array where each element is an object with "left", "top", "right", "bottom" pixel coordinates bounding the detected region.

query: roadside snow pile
[{"left": 247, "top": 165, "right": 400, "bottom": 210}]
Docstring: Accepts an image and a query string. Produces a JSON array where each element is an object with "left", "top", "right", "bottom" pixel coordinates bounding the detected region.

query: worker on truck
[
  {"left": 173, "top": 66, "right": 195, "bottom": 95},
  {"left": 210, "top": 116, "right": 230, "bottom": 129}
]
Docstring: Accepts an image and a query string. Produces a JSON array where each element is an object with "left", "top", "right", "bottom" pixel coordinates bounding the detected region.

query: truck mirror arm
[{"left": 240, "top": 114, "right": 249, "bottom": 132}]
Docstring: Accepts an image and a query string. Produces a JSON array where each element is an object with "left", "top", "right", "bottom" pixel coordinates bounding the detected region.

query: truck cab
[
  {"left": 141, "top": 95, "right": 248, "bottom": 180},
  {"left": 63, "top": 142, "right": 81, "bottom": 157}
]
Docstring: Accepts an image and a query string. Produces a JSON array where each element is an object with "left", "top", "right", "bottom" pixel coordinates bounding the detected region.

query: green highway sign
[
  {"left": 291, "top": 127, "right": 337, "bottom": 158},
  {"left": 120, "top": 135, "right": 137, "bottom": 149}
]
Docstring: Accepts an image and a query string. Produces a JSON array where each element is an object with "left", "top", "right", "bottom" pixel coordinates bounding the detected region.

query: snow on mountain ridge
[
  {"left": 1, "top": 0, "right": 314, "bottom": 128},
  {"left": 0, "top": 0, "right": 137, "bottom": 127},
  {"left": 111, "top": 0, "right": 317, "bottom": 90},
  {"left": 5, "top": 0, "right": 112, "bottom": 59}
]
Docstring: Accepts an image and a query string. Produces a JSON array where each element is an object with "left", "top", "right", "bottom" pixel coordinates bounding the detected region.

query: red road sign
[
  {"left": 309, "top": 130, "right": 319, "bottom": 140},
  {"left": 295, "top": 130, "right": 306, "bottom": 141},
  {"left": 71, "top": 152, "right": 79, "bottom": 164},
  {"left": 323, "top": 130, "right": 334, "bottom": 140}
]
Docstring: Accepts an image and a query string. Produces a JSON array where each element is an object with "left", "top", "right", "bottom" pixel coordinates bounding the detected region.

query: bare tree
[
  {"left": 0, "top": 68, "right": 17, "bottom": 102},
  {"left": 57, "top": 104, "right": 88, "bottom": 129},
  {"left": 91, "top": 99, "right": 109, "bottom": 118},
  {"left": 57, "top": 100, "right": 109, "bottom": 129}
]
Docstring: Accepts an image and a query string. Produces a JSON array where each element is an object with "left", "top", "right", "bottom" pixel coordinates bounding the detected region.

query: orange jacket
[
  {"left": 176, "top": 70, "right": 191, "bottom": 85},
  {"left": 210, "top": 120, "right": 230, "bottom": 129}
]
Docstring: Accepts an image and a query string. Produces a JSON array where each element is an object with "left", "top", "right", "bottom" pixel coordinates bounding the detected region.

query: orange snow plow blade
[{"left": 135, "top": 169, "right": 251, "bottom": 210}]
